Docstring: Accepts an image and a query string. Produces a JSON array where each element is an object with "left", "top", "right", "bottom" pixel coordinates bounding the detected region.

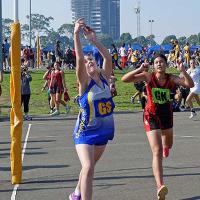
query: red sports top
[
  {"left": 145, "top": 72, "right": 176, "bottom": 115},
  {"left": 50, "top": 70, "right": 63, "bottom": 89}
]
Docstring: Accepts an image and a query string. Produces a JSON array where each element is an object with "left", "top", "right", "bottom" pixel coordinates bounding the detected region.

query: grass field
[{"left": 0, "top": 68, "right": 179, "bottom": 116}]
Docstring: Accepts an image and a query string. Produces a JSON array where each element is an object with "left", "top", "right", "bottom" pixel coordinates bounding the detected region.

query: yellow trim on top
[{"left": 88, "top": 91, "right": 93, "bottom": 123}]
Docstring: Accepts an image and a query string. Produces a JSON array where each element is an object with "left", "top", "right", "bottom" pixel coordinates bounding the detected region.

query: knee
[
  {"left": 82, "top": 164, "right": 94, "bottom": 177},
  {"left": 151, "top": 146, "right": 162, "bottom": 157}
]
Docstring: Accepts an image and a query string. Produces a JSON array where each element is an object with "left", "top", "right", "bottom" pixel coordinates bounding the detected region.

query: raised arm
[
  {"left": 172, "top": 61, "right": 194, "bottom": 88},
  {"left": 74, "top": 19, "right": 88, "bottom": 87},
  {"left": 83, "top": 26, "right": 112, "bottom": 79},
  {"left": 121, "top": 63, "right": 150, "bottom": 83}
]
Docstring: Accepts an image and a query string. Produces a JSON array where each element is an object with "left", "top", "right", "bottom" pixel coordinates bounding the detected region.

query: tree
[
  {"left": 97, "top": 34, "right": 114, "bottom": 48},
  {"left": 178, "top": 36, "right": 187, "bottom": 47},
  {"left": 162, "top": 35, "right": 177, "bottom": 45},
  {"left": 2, "top": 18, "right": 13, "bottom": 40},
  {"left": 198, "top": 33, "right": 200, "bottom": 45},
  {"left": 58, "top": 24, "right": 74, "bottom": 38},
  {"left": 132, "top": 36, "right": 147, "bottom": 46},
  {"left": 120, "top": 33, "right": 133, "bottom": 44},
  {"left": 146, "top": 35, "right": 156, "bottom": 46},
  {"left": 187, "top": 34, "right": 198, "bottom": 45},
  {"left": 21, "top": 24, "right": 30, "bottom": 44},
  {"left": 22, "top": 14, "right": 54, "bottom": 45}
]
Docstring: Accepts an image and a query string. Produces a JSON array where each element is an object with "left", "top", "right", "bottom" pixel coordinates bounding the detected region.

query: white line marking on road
[
  {"left": 174, "top": 135, "right": 199, "bottom": 138},
  {"left": 11, "top": 124, "right": 32, "bottom": 200}
]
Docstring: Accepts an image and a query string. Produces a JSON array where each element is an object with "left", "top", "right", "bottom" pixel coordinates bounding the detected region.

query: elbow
[
  {"left": 185, "top": 81, "right": 194, "bottom": 88},
  {"left": 189, "top": 81, "right": 194, "bottom": 88},
  {"left": 121, "top": 76, "right": 129, "bottom": 83}
]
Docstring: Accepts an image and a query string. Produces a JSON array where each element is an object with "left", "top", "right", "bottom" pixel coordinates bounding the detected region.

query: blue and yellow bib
[{"left": 73, "top": 75, "right": 115, "bottom": 145}]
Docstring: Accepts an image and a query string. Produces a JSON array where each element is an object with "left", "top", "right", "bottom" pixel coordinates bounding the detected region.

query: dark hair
[
  {"left": 55, "top": 61, "right": 61, "bottom": 66},
  {"left": 153, "top": 53, "right": 167, "bottom": 64}
]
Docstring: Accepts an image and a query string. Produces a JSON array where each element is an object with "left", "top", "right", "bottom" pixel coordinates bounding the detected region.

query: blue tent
[
  {"left": 125, "top": 43, "right": 142, "bottom": 51},
  {"left": 161, "top": 44, "right": 172, "bottom": 53},
  {"left": 148, "top": 45, "right": 161, "bottom": 53},
  {"left": 43, "top": 44, "right": 55, "bottom": 52},
  {"left": 190, "top": 45, "right": 200, "bottom": 52},
  {"left": 132, "top": 44, "right": 142, "bottom": 51}
]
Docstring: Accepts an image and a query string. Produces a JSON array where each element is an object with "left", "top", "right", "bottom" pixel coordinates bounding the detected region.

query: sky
[{"left": 2, "top": 0, "right": 200, "bottom": 43}]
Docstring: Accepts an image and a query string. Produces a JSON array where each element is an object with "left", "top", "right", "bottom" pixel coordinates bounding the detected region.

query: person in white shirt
[
  {"left": 186, "top": 58, "right": 200, "bottom": 118},
  {"left": 118, "top": 43, "right": 127, "bottom": 69}
]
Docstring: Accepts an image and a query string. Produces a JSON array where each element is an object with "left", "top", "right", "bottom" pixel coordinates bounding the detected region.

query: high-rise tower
[{"left": 71, "top": 0, "right": 120, "bottom": 40}]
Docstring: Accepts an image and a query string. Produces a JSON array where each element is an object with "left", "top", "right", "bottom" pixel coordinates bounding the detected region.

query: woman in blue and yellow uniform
[
  {"left": 69, "top": 19, "right": 115, "bottom": 200},
  {"left": 121, "top": 54, "right": 194, "bottom": 200}
]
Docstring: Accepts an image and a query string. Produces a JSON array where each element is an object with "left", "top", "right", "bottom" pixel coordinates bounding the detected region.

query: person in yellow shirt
[
  {"left": 131, "top": 50, "right": 138, "bottom": 68},
  {"left": 184, "top": 42, "right": 190, "bottom": 67},
  {"left": 174, "top": 40, "right": 180, "bottom": 61}
]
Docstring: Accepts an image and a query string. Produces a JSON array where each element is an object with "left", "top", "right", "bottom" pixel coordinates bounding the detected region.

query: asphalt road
[{"left": 0, "top": 111, "right": 200, "bottom": 200}]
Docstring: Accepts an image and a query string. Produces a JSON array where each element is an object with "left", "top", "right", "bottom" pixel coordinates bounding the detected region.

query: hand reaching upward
[
  {"left": 74, "top": 18, "right": 85, "bottom": 35},
  {"left": 83, "top": 26, "right": 97, "bottom": 42}
]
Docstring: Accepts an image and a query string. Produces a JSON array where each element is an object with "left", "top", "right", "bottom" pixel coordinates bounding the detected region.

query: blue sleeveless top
[{"left": 73, "top": 75, "right": 115, "bottom": 145}]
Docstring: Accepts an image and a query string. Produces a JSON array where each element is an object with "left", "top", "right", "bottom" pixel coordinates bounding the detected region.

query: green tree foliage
[
  {"left": 178, "top": 36, "right": 187, "bottom": 47},
  {"left": 146, "top": 35, "right": 157, "bottom": 46},
  {"left": 97, "top": 34, "right": 114, "bottom": 48},
  {"left": 132, "top": 36, "right": 147, "bottom": 46},
  {"left": 162, "top": 35, "right": 177, "bottom": 45},
  {"left": 58, "top": 23, "right": 74, "bottom": 38},
  {"left": 2, "top": 18, "right": 13, "bottom": 40},
  {"left": 187, "top": 34, "right": 199, "bottom": 45},
  {"left": 22, "top": 14, "right": 54, "bottom": 45},
  {"left": 198, "top": 33, "right": 200, "bottom": 44},
  {"left": 21, "top": 24, "right": 30, "bottom": 44},
  {"left": 120, "top": 33, "right": 133, "bottom": 44},
  {"left": 26, "top": 14, "right": 54, "bottom": 34}
]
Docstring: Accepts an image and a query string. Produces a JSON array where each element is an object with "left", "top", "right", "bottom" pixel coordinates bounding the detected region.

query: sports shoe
[
  {"left": 24, "top": 115, "right": 32, "bottom": 121},
  {"left": 163, "top": 147, "right": 169, "bottom": 158},
  {"left": 157, "top": 185, "right": 168, "bottom": 200},
  {"left": 69, "top": 192, "right": 81, "bottom": 200},
  {"left": 189, "top": 111, "right": 197, "bottom": 119},
  {"left": 50, "top": 109, "right": 60, "bottom": 116},
  {"left": 130, "top": 96, "right": 135, "bottom": 103},
  {"left": 49, "top": 108, "right": 55, "bottom": 114}
]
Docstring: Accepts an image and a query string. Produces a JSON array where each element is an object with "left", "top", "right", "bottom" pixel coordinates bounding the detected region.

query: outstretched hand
[
  {"left": 74, "top": 18, "right": 85, "bottom": 35},
  {"left": 83, "top": 26, "right": 97, "bottom": 42},
  {"left": 139, "top": 62, "right": 149, "bottom": 72},
  {"left": 176, "top": 60, "right": 185, "bottom": 73}
]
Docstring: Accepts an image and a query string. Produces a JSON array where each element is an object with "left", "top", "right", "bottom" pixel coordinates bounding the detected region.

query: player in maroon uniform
[{"left": 122, "top": 54, "right": 194, "bottom": 200}]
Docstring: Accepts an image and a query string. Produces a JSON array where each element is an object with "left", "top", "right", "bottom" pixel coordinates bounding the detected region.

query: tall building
[{"left": 71, "top": 0, "right": 120, "bottom": 40}]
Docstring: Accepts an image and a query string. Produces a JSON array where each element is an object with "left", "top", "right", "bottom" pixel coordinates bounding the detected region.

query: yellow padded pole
[{"left": 10, "top": 22, "right": 23, "bottom": 185}]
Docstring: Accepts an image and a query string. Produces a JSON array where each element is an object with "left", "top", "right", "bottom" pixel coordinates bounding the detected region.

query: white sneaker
[
  {"left": 130, "top": 96, "right": 135, "bottom": 103},
  {"left": 189, "top": 111, "right": 197, "bottom": 119},
  {"left": 50, "top": 110, "right": 60, "bottom": 116}
]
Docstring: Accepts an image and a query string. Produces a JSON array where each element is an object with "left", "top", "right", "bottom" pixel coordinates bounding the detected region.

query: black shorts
[
  {"left": 134, "top": 82, "right": 145, "bottom": 92},
  {"left": 180, "top": 87, "right": 190, "bottom": 99},
  {"left": 144, "top": 112, "right": 173, "bottom": 132},
  {"left": 49, "top": 85, "right": 63, "bottom": 94}
]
